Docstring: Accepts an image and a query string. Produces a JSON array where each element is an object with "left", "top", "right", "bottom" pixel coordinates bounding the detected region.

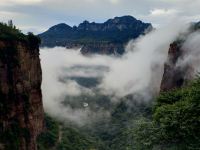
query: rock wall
[
  {"left": 0, "top": 40, "right": 44, "bottom": 150},
  {"left": 160, "top": 41, "right": 194, "bottom": 91},
  {"left": 65, "top": 42, "right": 125, "bottom": 55},
  {"left": 81, "top": 42, "right": 124, "bottom": 55}
]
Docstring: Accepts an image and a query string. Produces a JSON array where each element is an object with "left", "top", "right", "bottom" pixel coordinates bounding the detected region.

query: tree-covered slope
[
  {"left": 37, "top": 115, "right": 104, "bottom": 150},
  {"left": 133, "top": 77, "right": 200, "bottom": 150}
]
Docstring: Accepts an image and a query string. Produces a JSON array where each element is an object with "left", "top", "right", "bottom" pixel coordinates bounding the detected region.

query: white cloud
[
  {"left": 14, "top": 0, "right": 42, "bottom": 3},
  {"left": 150, "top": 8, "right": 178, "bottom": 17},
  {"left": 109, "top": 0, "right": 120, "bottom": 4},
  {"left": 0, "top": 0, "right": 42, "bottom": 6},
  {"left": 0, "top": 0, "right": 200, "bottom": 34},
  {"left": 40, "top": 47, "right": 112, "bottom": 125},
  {"left": 176, "top": 31, "right": 200, "bottom": 75},
  {"left": 100, "top": 21, "right": 189, "bottom": 97},
  {"left": 40, "top": 22, "right": 189, "bottom": 125},
  {"left": 0, "top": 10, "right": 26, "bottom": 22}
]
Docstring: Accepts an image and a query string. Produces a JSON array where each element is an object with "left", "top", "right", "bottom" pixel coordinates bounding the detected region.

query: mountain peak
[
  {"left": 39, "top": 16, "right": 152, "bottom": 54},
  {"left": 49, "top": 23, "right": 72, "bottom": 32},
  {"left": 109, "top": 15, "right": 138, "bottom": 23}
]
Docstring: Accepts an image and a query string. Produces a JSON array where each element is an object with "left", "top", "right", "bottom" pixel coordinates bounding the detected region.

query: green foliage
[
  {"left": 0, "top": 22, "right": 26, "bottom": 41},
  {"left": 56, "top": 127, "right": 97, "bottom": 150},
  {"left": 37, "top": 115, "right": 59, "bottom": 150},
  {"left": 79, "top": 98, "right": 153, "bottom": 150},
  {"left": 133, "top": 77, "right": 200, "bottom": 149},
  {"left": 0, "top": 22, "right": 41, "bottom": 47},
  {"left": 40, "top": 75, "right": 200, "bottom": 150},
  {"left": 154, "top": 78, "right": 200, "bottom": 146},
  {"left": 37, "top": 115, "right": 99, "bottom": 150},
  {"left": 133, "top": 118, "right": 161, "bottom": 150},
  {"left": 27, "top": 32, "right": 41, "bottom": 49}
]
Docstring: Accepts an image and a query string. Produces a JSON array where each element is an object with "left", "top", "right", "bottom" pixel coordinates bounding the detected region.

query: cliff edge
[
  {"left": 0, "top": 23, "right": 44, "bottom": 150},
  {"left": 160, "top": 22, "right": 200, "bottom": 91}
]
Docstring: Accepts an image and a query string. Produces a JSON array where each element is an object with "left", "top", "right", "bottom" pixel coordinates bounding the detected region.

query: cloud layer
[
  {"left": 0, "top": 0, "right": 200, "bottom": 33},
  {"left": 40, "top": 22, "right": 189, "bottom": 125}
]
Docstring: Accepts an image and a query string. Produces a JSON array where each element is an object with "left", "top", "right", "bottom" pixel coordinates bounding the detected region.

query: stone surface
[
  {"left": 0, "top": 40, "right": 44, "bottom": 150},
  {"left": 160, "top": 42, "right": 193, "bottom": 91}
]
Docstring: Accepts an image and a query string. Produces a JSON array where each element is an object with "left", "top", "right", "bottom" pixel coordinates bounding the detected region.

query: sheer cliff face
[
  {"left": 160, "top": 42, "right": 194, "bottom": 92},
  {"left": 0, "top": 40, "right": 44, "bottom": 150},
  {"left": 160, "top": 23, "right": 200, "bottom": 92}
]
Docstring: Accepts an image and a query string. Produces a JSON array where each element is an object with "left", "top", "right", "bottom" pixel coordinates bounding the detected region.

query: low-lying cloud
[
  {"left": 100, "top": 22, "right": 189, "bottom": 97},
  {"left": 40, "top": 22, "right": 190, "bottom": 125},
  {"left": 176, "top": 30, "right": 200, "bottom": 77}
]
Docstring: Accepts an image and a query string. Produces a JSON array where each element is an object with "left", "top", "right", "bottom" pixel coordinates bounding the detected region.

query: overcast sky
[{"left": 0, "top": 0, "right": 200, "bottom": 34}]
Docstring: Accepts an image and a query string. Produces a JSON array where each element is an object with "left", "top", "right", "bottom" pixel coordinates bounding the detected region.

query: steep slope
[
  {"left": 132, "top": 23, "right": 200, "bottom": 150},
  {"left": 160, "top": 41, "right": 192, "bottom": 91},
  {"left": 39, "top": 16, "right": 152, "bottom": 55},
  {"left": 160, "top": 23, "right": 200, "bottom": 91},
  {"left": 0, "top": 23, "right": 44, "bottom": 150}
]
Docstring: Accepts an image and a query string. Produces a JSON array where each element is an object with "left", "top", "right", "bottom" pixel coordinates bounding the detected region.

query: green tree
[{"left": 133, "top": 77, "right": 200, "bottom": 149}]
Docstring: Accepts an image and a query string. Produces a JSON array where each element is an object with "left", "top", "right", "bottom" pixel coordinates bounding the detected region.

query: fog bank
[{"left": 40, "top": 22, "right": 190, "bottom": 125}]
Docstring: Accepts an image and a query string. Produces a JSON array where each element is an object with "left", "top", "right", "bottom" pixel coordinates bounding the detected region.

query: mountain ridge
[{"left": 39, "top": 16, "right": 152, "bottom": 55}]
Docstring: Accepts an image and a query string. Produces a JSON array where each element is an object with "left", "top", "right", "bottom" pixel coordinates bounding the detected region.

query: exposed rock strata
[
  {"left": 0, "top": 39, "right": 44, "bottom": 150},
  {"left": 160, "top": 42, "right": 194, "bottom": 91}
]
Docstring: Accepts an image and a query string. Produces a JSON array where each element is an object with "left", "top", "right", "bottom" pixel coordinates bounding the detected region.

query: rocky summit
[{"left": 39, "top": 16, "right": 152, "bottom": 55}]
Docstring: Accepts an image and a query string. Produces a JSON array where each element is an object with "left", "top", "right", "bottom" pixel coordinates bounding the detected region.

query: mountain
[
  {"left": 160, "top": 41, "right": 192, "bottom": 91},
  {"left": 36, "top": 22, "right": 200, "bottom": 150},
  {"left": 160, "top": 22, "right": 200, "bottom": 91},
  {"left": 39, "top": 16, "right": 152, "bottom": 55},
  {"left": 132, "top": 23, "right": 200, "bottom": 149},
  {"left": 0, "top": 23, "right": 44, "bottom": 150}
]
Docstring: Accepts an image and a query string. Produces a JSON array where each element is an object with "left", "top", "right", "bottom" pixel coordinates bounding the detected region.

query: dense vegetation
[
  {"left": 133, "top": 77, "right": 200, "bottom": 149},
  {"left": 0, "top": 22, "right": 41, "bottom": 45},
  {"left": 37, "top": 95, "right": 153, "bottom": 150},
  {"left": 37, "top": 115, "right": 103, "bottom": 150},
  {"left": 0, "top": 22, "right": 25, "bottom": 41},
  {"left": 38, "top": 74, "right": 200, "bottom": 150}
]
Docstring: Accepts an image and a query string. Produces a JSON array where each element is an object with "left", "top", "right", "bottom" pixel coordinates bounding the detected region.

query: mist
[
  {"left": 40, "top": 22, "right": 189, "bottom": 125},
  {"left": 40, "top": 48, "right": 113, "bottom": 125},
  {"left": 100, "top": 22, "right": 189, "bottom": 97},
  {"left": 177, "top": 31, "right": 200, "bottom": 75}
]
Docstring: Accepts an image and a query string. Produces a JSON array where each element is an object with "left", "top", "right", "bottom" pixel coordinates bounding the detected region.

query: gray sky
[{"left": 0, "top": 0, "right": 200, "bottom": 34}]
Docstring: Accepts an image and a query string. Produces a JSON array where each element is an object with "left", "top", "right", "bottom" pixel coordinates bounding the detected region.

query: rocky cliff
[
  {"left": 64, "top": 42, "right": 124, "bottom": 55},
  {"left": 0, "top": 24, "right": 44, "bottom": 150},
  {"left": 161, "top": 22, "right": 200, "bottom": 91},
  {"left": 160, "top": 41, "right": 188, "bottom": 91},
  {"left": 39, "top": 16, "right": 152, "bottom": 55},
  {"left": 160, "top": 28, "right": 200, "bottom": 91}
]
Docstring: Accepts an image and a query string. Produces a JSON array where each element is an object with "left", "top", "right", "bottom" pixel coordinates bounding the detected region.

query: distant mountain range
[{"left": 39, "top": 16, "right": 152, "bottom": 55}]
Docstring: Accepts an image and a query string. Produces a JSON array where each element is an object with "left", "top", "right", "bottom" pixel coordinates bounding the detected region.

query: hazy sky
[{"left": 0, "top": 0, "right": 200, "bottom": 33}]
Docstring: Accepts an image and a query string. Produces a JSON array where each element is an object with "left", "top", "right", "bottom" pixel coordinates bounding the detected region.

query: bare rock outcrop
[
  {"left": 160, "top": 41, "right": 194, "bottom": 91},
  {"left": 0, "top": 37, "right": 44, "bottom": 150}
]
